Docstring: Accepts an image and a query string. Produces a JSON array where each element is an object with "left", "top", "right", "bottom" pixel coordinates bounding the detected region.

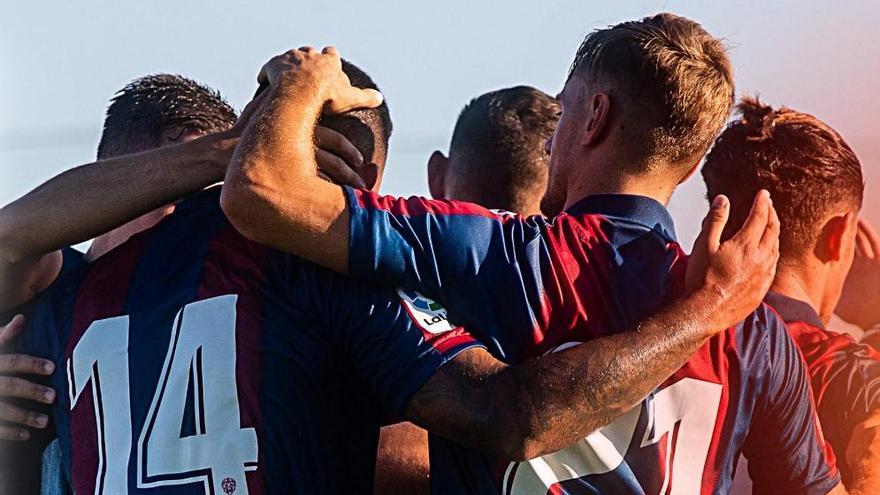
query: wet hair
[
  {"left": 253, "top": 59, "right": 392, "bottom": 164},
  {"left": 447, "top": 86, "right": 559, "bottom": 212},
  {"left": 702, "top": 96, "right": 863, "bottom": 255},
  {"left": 97, "top": 74, "right": 237, "bottom": 159},
  {"left": 569, "top": 12, "right": 734, "bottom": 170}
]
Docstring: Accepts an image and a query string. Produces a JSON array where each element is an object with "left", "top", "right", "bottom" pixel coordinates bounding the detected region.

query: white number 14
[{"left": 68, "top": 295, "right": 258, "bottom": 495}]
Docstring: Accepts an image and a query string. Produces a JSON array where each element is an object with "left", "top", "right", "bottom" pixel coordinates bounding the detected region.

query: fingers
[
  {"left": 0, "top": 424, "right": 32, "bottom": 441},
  {"left": 0, "top": 402, "right": 49, "bottom": 430},
  {"left": 316, "top": 149, "right": 366, "bottom": 189},
  {"left": 0, "top": 314, "right": 26, "bottom": 346},
  {"left": 329, "top": 87, "right": 384, "bottom": 115},
  {"left": 0, "top": 353, "right": 55, "bottom": 376},
  {"left": 733, "top": 190, "right": 772, "bottom": 246},
  {"left": 315, "top": 126, "right": 363, "bottom": 168},
  {"left": 859, "top": 219, "right": 880, "bottom": 259},
  {"left": 760, "top": 201, "right": 781, "bottom": 252},
  {"left": 0, "top": 375, "right": 56, "bottom": 404},
  {"left": 856, "top": 226, "right": 872, "bottom": 259},
  {"left": 700, "top": 195, "right": 730, "bottom": 254}
]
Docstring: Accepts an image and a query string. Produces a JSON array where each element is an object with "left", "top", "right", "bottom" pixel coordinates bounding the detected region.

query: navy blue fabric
[{"left": 16, "top": 188, "right": 477, "bottom": 494}]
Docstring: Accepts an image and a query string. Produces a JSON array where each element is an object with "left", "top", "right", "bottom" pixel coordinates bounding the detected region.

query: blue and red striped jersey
[
  {"left": 766, "top": 292, "right": 880, "bottom": 486},
  {"left": 343, "top": 186, "right": 840, "bottom": 494},
  {"left": 16, "top": 187, "right": 479, "bottom": 494}
]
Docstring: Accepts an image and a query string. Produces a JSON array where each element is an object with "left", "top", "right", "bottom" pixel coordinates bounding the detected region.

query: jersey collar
[
  {"left": 764, "top": 291, "right": 826, "bottom": 329},
  {"left": 565, "top": 194, "right": 677, "bottom": 242}
]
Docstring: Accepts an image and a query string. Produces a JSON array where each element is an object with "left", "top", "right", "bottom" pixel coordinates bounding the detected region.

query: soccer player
[
  {"left": 702, "top": 97, "right": 880, "bottom": 494},
  {"left": 0, "top": 74, "right": 240, "bottom": 494},
  {"left": 219, "top": 15, "right": 845, "bottom": 495},
  {"left": 378, "top": 85, "right": 561, "bottom": 493},
  {"left": 426, "top": 86, "right": 558, "bottom": 216},
  {"left": 0, "top": 65, "right": 780, "bottom": 494}
]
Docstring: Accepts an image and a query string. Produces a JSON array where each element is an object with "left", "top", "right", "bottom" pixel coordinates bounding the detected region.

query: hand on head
[
  {"left": 686, "top": 190, "right": 781, "bottom": 332},
  {"left": 836, "top": 219, "right": 880, "bottom": 330},
  {"left": 257, "top": 46, "right": 383, "bottom": 115}
]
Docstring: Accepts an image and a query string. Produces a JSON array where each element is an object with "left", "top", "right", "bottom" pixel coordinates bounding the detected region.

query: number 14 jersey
[{"left": 16, "top": 188, "right": 479, "bottom": 494}]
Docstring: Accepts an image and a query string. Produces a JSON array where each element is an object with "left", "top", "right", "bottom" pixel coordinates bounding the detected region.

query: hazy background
[{"left": 2, "top": 1, "right": 877, "bottom": 330}]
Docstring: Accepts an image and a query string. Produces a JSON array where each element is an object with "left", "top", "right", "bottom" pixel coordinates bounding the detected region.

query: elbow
[
  {"left": 219, "top": 181, "right": 269, "bottom": 244},
  {"left": 488, "top": 411, "right": 556, "bottom": 462},
  {"left": 0, "top": 212, "right": 27, "bottom": 265}
]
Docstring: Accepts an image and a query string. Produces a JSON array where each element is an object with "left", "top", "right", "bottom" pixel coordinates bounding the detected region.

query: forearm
[
  {"left": 407, "top": 292, "right": 724, "bottom": 461},
  {"left": 221, "top": 84, "right": 349, "bottom": 273},
  {"left": 0, "top": 134, "right": 231, "bottom": 263},
  {"left": 501, "top": 291, "right": 725, "bottom": 458}
]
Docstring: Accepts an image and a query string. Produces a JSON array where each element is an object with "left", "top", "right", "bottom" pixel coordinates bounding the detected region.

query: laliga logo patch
[{"left": 397, "top": 288, "right": 455, "bottom": 334}]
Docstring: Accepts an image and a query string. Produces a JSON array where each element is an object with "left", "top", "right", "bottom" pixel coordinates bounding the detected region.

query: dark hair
[
  {"left": 97, "top": 74, "right": 237, "bottom": 159},
  {"left": 253, "top": 59, "right": 393, "bottom": 164},
  {"left": 447, "top": 86, "right": 558, "bottom": 211},
  {"left": 569, "top": 12, "right": 734, "bottom": 169},
  {"left": 702, "top": 96, "right": 864, "bottom": 255}
]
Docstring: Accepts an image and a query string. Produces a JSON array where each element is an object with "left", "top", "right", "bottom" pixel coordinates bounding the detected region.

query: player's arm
[
  {"left": 403, "top": 192, "right": 781, "bottom": 460},
  {"left": 221, "top": 47, "right": 382, "bottom": 274},
  {"left": 0, "top": 132, "right": 235, "bottom": 311},
  {"left": 836, "top": 219, "right": 880, "bottom": 338}
]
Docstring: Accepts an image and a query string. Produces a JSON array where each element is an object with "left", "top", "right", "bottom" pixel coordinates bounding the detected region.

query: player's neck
[
  {"left": 563, "top": 165, "right": 677, "bottom": 211},
  {"left": 770, "top": 259, "right": 831, "bottom": 325}
]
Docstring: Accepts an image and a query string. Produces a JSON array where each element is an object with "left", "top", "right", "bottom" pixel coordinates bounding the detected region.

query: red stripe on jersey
[
  {"left": 66, "top": 229, "right": 155, "bottom": 495},
  {"left": 534, "top": 214, "right": 613, "bottom": 350},
  {"left": 196, "top": 224, "right": 269, "bottom": 493},
  {"left": 353, "top": 188, "right": 512, "bottom": 221}
]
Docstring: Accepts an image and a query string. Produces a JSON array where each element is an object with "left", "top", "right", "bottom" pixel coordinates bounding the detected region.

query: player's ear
[
  {"left": 360, "top": 162, "right": 381, "bottom": 192},
  {"left": 582, "top": 92, "right": 610, "bottom": 147},
  {"left": 817, "top": 212, "right": 857, "bottom": 262},
  {"left": 427, "top": 150, "right": 449, "bottom": 200}
]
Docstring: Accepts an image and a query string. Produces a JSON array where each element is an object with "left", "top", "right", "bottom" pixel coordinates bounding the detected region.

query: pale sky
[{"left": 2, "top": 0, "right": 878, "bottom": 250}]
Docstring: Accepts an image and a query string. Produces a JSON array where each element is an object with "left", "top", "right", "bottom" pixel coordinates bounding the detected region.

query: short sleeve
[
  {"left": 344, "top": 186, "right": 560, "bottom": 361},
  {"left": 311, "top": 263, "right": 484, "bottom": 420},
  {"left": 742, "top": 308, "right": 841, "bottom": 494}
]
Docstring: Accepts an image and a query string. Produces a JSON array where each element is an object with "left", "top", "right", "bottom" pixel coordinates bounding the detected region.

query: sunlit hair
[
  {"left": 569, "top": 12, "right": 734, "bottom": 170},
  {"left": 702, "top": 96, "right": 863, "bottom": 255},
  {"left": 448, "top": 86, "right": 559, "bottom": 212},
  {"left": 97, "top": 74, "right": 237, "bottom": 159}
]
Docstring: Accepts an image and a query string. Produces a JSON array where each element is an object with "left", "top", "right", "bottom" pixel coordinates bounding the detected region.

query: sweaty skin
[{"left": 221, "top": 47, "right": 795, "bottom": 463}]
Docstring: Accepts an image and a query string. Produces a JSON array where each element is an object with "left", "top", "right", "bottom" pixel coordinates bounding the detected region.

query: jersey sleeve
[
  {"left": 343, "top": 187, "right": 559, "bottom": 360},
  {"left": 309, "top": 263, "right": 484, "bottom": 421},
  {"left": 741, "top": 307, "right": 841, "bottom": 495}
]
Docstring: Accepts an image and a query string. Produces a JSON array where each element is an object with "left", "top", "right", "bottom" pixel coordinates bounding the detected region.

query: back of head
[
  {"left": 321, "top": 60, "right": 393, "bottom": 168},
  {"left": 702, "top": 97, "right": 863, "bottom": 256},
  {"left": 446, "top": 86, "right": 559, "bottom": 214},
  {"left": 254, "top": 60, "right": 393, "bottom": 170},
  {"left": 97, "top": 74, "right": 237, "bottom": 159},
  {"left": 569, "top": 12, "right": 734, "bottom": 171}
]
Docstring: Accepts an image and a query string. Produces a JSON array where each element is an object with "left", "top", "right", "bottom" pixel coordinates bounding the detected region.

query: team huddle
[{"left": 2, "top": 11, "right": 880, "bottom": 495}]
